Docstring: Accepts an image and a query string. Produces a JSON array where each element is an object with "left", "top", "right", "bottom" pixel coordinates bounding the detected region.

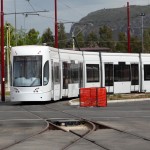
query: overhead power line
[
  {"left": 26, "top": 0, "right": 37, "bottom": 12},
  {"left": 4, "top": 10, "right": 49, "bottom": 15}
]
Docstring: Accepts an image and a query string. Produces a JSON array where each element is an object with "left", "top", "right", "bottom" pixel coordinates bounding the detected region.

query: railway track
[
  {"left": 18, "top": 105, "right": 110, "bottom": 150},
  {"left": 0, "top": 102, "right": 150, "bottom": 150},
  {"left": 0, "top": 119, "right": 49, "bottom": 150},
  {"left": 48, "top": 105, "right": 150, "bottom": 140},
  {"left": 45, "top": 104, "right": 150, "bottom": 149}
]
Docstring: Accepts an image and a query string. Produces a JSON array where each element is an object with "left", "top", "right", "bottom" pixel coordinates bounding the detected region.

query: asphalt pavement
[{"left": 0, "top": 96, "right": 150, "bottom": 150}]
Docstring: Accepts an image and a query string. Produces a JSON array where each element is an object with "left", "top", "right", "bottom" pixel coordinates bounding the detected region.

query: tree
[
  {"left": 143, "top": 28, "right": 150, "bottom": 53},
  {"left": 115, "top": 32, "right": 127, "bottom": 52},
  {"left": 85, "top": 31, "right": 98, "bottom": 47},
  {"left": 72, "top": 27, "right": 85, "bottom": 48},
  {"left": 41, "top": 27, "right": 54, "bottom": 46},
  {"left": 76, "top": 31, "right": 85, "bottom": 48},
  {"left": 58, "top": 23, "right": 67, "bottom": 48},
  {"left": 98, "top": 25, "right": 115, "bottom": 50},
  {"left": 130, "top": 36, "right": 141, "bottom": 53},
  {"left": 17, "top": 28, "right": 27, "bottom": 46},
  {"left": 26, "top": 28, "right": 40, "bottom": 45}
]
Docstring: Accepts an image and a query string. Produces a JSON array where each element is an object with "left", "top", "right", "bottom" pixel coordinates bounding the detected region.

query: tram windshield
[{"left": 13, "top": 56, "right": 42, "bottom": 87}]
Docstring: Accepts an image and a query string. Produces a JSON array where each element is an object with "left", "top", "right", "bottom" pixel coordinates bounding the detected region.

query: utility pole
[
  {"left": 14, "top": 0, "right": 17, "bottom": 45},
  {"left": 54, "top": 0, "right": 58, "bottom": 48},
  {"left": 6, "top": 24, "right": 10, "bottom": 92},
  {"left": 72, "top": 32, "right": 75, "bottom": 50},
  {"left": 5, "top": 10, "right": 49, "bottom": 45},
  {"left": 1, "top": 0, "right": 5, "bottom": 102},
  {"left": 140, "top": 12, "right": 145, "bottom": 53},
  {"left": 127, "top": 2, "right": 131, "bottom": 53},
  {"left": 71, "top": 23, "right": 93, "bottom": 50}
]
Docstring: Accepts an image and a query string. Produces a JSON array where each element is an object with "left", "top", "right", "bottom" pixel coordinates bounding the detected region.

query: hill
[{"left": 70, "top": 5, "right": 150, "bottom": 39}]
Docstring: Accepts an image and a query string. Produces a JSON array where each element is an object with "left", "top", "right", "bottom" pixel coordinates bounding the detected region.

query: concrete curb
[
  {"left": 69, "top": 98, "right": 150, "bottom": 106},
  {"left": 108, "top": 98, "right": 150, "bottom": 103}
]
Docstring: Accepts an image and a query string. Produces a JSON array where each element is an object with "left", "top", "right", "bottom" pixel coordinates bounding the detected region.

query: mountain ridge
[{"left": 71, "top": 5, "right": 150, "bottom": 39}]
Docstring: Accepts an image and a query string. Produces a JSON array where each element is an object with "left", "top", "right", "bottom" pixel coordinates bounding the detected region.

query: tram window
[
  {"left": 10, "top": 63, "right": 12, "bottom": 86},
  {"left": 144, "top": 65, "right": 150, "bottom": 80},
  {"left": 13, "top": 56, "right": 42, "bottom": 87},
  {"left": 54, "top": 62, "right": 60, "bottom": 83},
  {"left": 114, "top": 63, "right": 130, "bottom": 82},
  {"left": 105, "top": 64, "right": 114, "bottom": 86},
  {"left": 63, "top": 62, "right": 70, "bottom": 89},
  {"left": 131, "top": 64, "right": 139, "bottom": 85},
  {"left": 86, "top": 64, "right": 99, "bottom": 82},
  {"left": 43, "top": 61, "right": 49, "bottom": 86},
  {"left": 70, "top": 63, "right": 79, "bottom": 83}
]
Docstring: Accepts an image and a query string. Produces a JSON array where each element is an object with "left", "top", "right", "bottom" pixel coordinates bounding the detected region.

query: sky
[{"left": 4, "top": 0, "right": 150, "bottom": 34}]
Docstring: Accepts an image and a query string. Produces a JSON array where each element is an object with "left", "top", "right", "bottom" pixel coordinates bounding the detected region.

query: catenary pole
[
  {"left": 54, "top": 0, "right": 58, "bottom": 48},
  {"left": 140, "top": 13, "right": 145, "bottom": 53},
  {"left": 1, "top": 0, "right": 5, "bottom": 101},
  {"left": 6, "top": 25, "right": 10, "bottom": 92},
  {"left": 127, "top": 2, "right": 131, "bottom": 53}
]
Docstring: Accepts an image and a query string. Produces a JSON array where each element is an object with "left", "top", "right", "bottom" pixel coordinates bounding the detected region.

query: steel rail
[
  {"left": 2, "top": 102, "right": 149, "bottom": 150},
  {"left": 0, "top": 106, "right": 49, "bottom": 150},
  {"left": 44, "top": 104, "right": 150, "bottom": 143},
  {"left": 61, "top": 120, "right": 97, "bottom": 150}
]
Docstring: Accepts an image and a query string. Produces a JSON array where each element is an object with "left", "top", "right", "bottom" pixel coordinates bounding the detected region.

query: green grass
[{"left": 107, "top": 93, "right": 150, "bottom": 100}]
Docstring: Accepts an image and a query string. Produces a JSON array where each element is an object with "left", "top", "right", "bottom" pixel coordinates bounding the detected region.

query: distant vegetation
[
  {"left": 72, "top": 5, "right": 150, "bottom": 53},
  {"left": 3, "top": 5, "right": 150, "bottom": 53}
]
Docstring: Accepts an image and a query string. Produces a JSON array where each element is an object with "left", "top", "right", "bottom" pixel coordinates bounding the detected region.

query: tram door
[
  {"left": 114, "top": 62, "right": 131, "bottom": 93},
  {"left": 105, "top": 63, "right": 114, "bottom": 93},
  {"left": 131, "top": 64, "right": 139, "bottom": 92},
  {"left": 62, "top": 61, "right": 80, "bottom": 98},
  {"left": 62, "top": 62, "right": 69, "bottom": 97},
  {"left": 51, "top": 60, "right": 60, "bottom": 101}
]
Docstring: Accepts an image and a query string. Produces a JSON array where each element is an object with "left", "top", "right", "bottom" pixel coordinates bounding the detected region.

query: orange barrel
[
  {"left": 90, "top": 88, "right": 97, "bottom": 107},
  {"left": 80, "top": 88, "right": 91, "bottom": 107},
  {"left": 97, "top": 87, "right": 107, "bottom": 107}
]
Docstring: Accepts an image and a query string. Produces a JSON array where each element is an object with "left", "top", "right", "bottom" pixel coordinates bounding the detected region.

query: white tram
[{"left": 10, "top": 45, "right": 150, "bottom": 101}]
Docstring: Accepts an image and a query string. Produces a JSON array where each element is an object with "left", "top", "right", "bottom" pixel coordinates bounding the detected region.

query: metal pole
[
  {"left": 140, "top": 13, "right": 145, "bottom": 53},
  {"left": 14, "top": 0, "right": 17, "bottom": 46},
  {"left": 1, "top": 0, "right": 5, "bottom": 101},
  {"left": 127, "top": 2, "right": 131, "bottom": 53},
  {"left": 71, "top": 23, "right": 93, "bottom": 50},
  {"left": 6, "top": 25, "right": 10, "bottom": 91},
  {"left": 72, "top": 32, "right": 75, "bottom": 50},
  {"left": 141, "top": 15, "right": 144, "bottom": 53},
  {"left": 54, "top": 0, "right": 58, "bottom": 48}
]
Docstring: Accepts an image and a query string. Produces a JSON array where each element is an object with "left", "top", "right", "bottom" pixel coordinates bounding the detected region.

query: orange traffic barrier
[
  {"left": 80, "top": 87, "right": 107, "bottom": 107},
  {"left": 97, "top": 87, "right": 107, "bottom": 107},
  {"left": 90, "top": 88, "right": 97, "bottom": 107},
  {"left": 80, "top": 88, "right": 91, "bottom": 107}
]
